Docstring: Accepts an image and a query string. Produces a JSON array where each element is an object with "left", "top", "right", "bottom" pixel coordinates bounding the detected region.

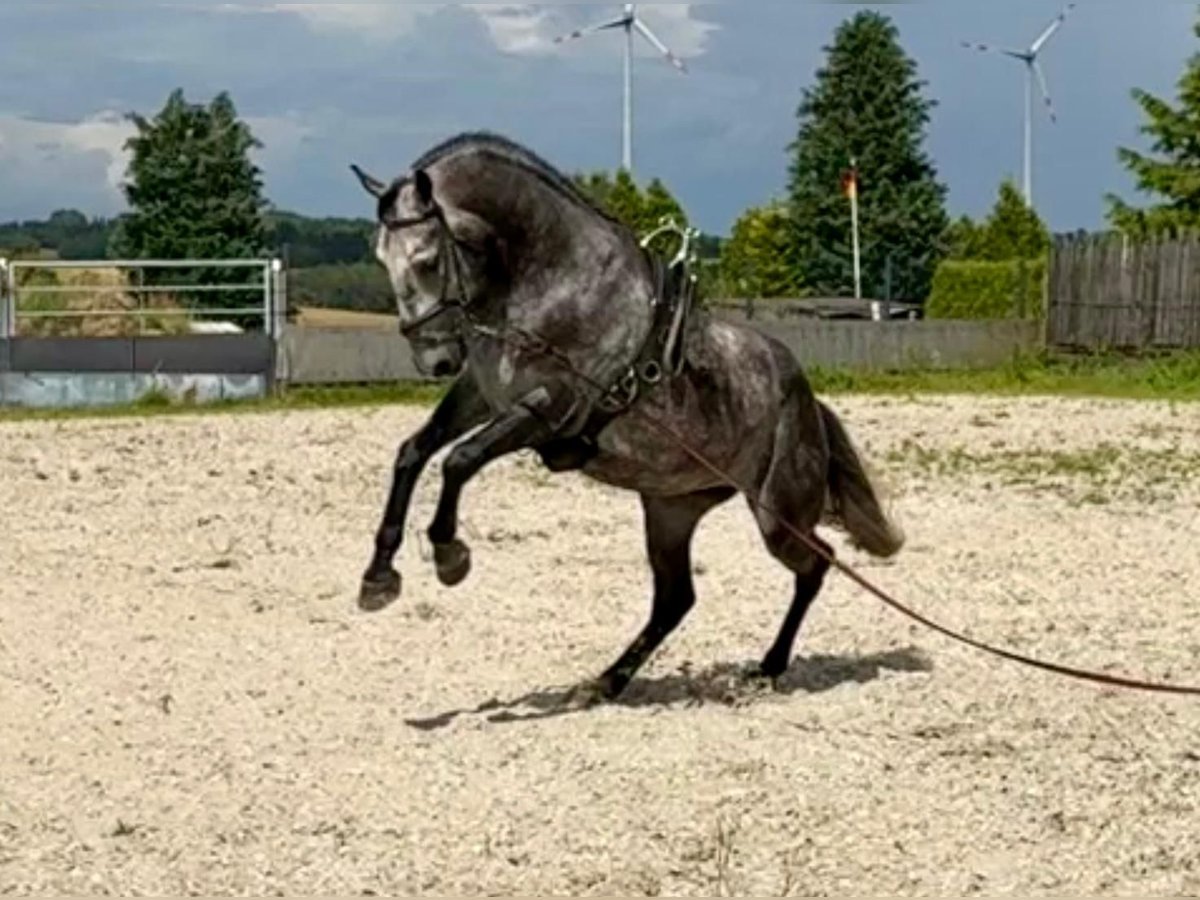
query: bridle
[
  {"left": 380, "top": 201, "right": 477, "bottom": 345},
  {"left": 380, "top": 197, "right": 683, "bottom": 420}
]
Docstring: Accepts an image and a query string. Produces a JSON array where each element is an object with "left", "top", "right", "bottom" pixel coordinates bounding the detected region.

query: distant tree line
[
  {"left": 0, "top": 206, "right": 378, "bottom": 266},
  {"left": 4, "top": 7, "right": 1195, "bottom": 318}
]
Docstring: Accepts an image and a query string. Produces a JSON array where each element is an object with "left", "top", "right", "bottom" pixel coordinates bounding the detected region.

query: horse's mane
[{"left": 410, "top": 131, "right": 626, "bottom": 231}]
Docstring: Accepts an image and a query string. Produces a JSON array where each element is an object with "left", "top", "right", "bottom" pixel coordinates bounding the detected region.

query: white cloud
[
  {"left": 245, "top": 113, "right": 315, "bottom": 159},
  {"left": 0, "top": 111, "right": 314, "bottom": 216},
  {"left": 470, "top": 4, "right": 719, "bottom": 60},
  {"left": 267, "top": 3, "right": 434, "bottom": 41},
  {"left": 469, "top": 5, "right": 555, "bottom": 55},
  {"left": 217, "top": 3, "right": 718, "bottom": 58},
  {"left": 0, "top": 111, "right": 132, "bottom": 199}
]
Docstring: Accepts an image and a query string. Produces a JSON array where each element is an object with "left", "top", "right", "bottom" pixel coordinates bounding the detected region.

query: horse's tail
[{"left": 819, "top": 401, "right": 905, "bottom": 558}]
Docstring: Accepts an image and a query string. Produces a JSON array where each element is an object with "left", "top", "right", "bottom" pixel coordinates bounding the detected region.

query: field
[
  {"left": 291, "top": 305, "right": 398, "bottom": 331},
  {"left": 2, "top": 393, "right": 1199, "bottom": 895}
]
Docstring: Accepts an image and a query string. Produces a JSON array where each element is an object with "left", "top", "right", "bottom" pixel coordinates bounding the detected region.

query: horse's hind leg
[
  {"left": 757, "top": 531, "right": 833, "bottom": 679},
  {"left": 751, "top": 389, "right": 834, "bottom": 679},
  {"left": 567, "top": 486, "right": 735, "bottom": 708}
]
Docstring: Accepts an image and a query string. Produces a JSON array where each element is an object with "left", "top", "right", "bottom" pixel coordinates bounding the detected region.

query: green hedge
[
  {"left": 289, "top": 263, "right": 393, "bottom": 313},
  {"left": 926, "top": 258, "right": 1046, "bottom": 320}
]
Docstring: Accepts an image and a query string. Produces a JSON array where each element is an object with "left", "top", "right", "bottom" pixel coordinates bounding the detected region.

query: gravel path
[{"left": 2, "top": 395, "right": 1198, "bottom": 895}]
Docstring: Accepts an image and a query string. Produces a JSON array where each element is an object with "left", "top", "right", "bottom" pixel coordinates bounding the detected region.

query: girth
[{"left": 577, "top": 250, "right": 693, "bottom": 441}]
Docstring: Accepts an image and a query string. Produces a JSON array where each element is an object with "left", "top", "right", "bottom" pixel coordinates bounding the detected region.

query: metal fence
[
  {"left": 0, "top": 257, "right": 286, "bottom": 338},
  {"left": 0, "top": 257, "right": 286, "bottom": 407}
]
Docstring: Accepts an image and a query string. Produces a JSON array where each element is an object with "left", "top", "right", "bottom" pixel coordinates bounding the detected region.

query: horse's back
[{"left": 581, "top": 312, "right": 797, "bottom": 495}]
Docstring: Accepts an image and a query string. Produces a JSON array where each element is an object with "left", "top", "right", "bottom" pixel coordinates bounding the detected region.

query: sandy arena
[{"left": 2, "top": 393, "right": 1199, "bottom": 895}]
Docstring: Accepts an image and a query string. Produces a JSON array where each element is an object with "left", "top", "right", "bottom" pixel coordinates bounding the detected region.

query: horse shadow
[{"left": 404, "top": 645, "right": 934, "bottom": 731}]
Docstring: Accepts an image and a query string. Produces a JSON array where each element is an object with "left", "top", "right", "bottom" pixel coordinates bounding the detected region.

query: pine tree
[
  {"left": 109, "top": 89, "right": 268, "bottom": 316},
  {"left": 1106, "top": 13, "right": 1200, "bottom": 235},
  {"left": 571, "top": 169, "right": 690, "bottom": 255},
  {"left": 979, "top": 179, "right": 1050, "bottom": 259},
  {"left": 786, "top": 11, "right": 948, "bottom": 302},
  {"left": 946, "top": 179, "right": 1050, "bottom": 261},
  {"left": 943, "top": 215, "right": 985, "bottom": 261},
  {"left": 606, "top": 169, "right": 646, "bottom": 232},
  {"left": 641, "top": 178, "right": 687, "bottom": 231}
]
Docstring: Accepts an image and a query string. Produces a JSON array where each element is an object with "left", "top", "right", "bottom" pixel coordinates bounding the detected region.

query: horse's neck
[{"left": 445, "top": 157, "right": 652, "bottom": 344}]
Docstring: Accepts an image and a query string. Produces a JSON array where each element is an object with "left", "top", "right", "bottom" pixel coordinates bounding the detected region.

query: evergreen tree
[
  {"left": 943, "top": 214, "right": 985, "bottom": 261},
  {"left": 572, "top": 170, "right": 689, "bottom": 235},
  {"left": 1107, "top": 12, "right": 1200, "bottom": 235},
  {"left": 720, "top": 202, "right": 801, "bottom": 298},
  {"left": 606, "top": 169, "right": 646, "bottom": 232},
  {"left": 979, "top": 179, "right": 1050, "bottom": 259},
  {"left": 641, "top": 178, "right": 687, "bottom": 232},
  {"left": 574, "top": 172, "right": 616, "bottom": 213},
  {"left": 572, "top": 169, "right": 690, "bottom": 257},
  {"left": 946, "top": 179, "right": 1050, "bottom": 261},
  {"left": 109, "top": 89, "right": 268, "bottom": 318},
  {"left": 786, "top": 11, "right": 948, "bottom": 302}
]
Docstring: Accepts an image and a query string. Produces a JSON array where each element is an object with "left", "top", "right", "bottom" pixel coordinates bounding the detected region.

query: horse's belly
[{"left": 580, "top": 390, "right": 776, "bottom": 495}]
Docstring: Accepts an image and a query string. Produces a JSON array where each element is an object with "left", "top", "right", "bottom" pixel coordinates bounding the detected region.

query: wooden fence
[{"left": 1048, "top": 233, "right": 1200, "bottom": 350}]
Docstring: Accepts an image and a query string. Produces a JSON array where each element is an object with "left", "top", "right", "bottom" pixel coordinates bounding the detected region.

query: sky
[{"left": 0, "top": 2, "right": 1196, "bottom": 237}]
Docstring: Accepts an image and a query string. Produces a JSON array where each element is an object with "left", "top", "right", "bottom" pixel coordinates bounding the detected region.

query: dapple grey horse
[{"left": 350, "top": 132, "right": 903, "bottom": 707}]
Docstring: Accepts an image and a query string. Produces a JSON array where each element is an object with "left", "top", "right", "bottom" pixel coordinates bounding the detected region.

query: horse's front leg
[
  {"left": 359, "top": 375, "right": 490, "bottom": 611},
  {"left": 426, "top": 387, "right": 567, "bottom": 587}
]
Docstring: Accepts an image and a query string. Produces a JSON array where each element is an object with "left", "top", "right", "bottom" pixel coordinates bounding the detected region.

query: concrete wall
[
  {"left": 0, "top": 372, "right": 266, "bottom": 408},
  {"left": 277, "top": 318, "right": 1042, "bottom": 385},
  {"left": 0, "top": 334, "right": 274, "bottom": 408},
  {"left": 719, "top": 315, "right": 1042, "bottom": 371},
  {"left": 2, "top": 334, "right": 272, "bottom": 374},
  {"left": 276, "top": 326, "right": 426, "bottom": 384},
  {"left": 0, "top": 319, "right": 1043, "bottom": 406}
]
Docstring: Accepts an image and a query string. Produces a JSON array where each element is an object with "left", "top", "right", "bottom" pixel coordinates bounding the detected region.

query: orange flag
[{"left": 841, "top": 167, "right": 859, "bottom": 200}]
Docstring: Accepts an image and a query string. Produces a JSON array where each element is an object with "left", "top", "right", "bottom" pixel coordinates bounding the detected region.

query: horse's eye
[{"left": 410, "top": 255, "right": 439, "bottom": 278}]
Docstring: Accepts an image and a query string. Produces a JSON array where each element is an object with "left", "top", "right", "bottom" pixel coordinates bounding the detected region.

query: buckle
[
  {"left": 640, "top": 360, "right": 663, "bottom": 385},
  {"left": 599, "top": 367, "right": 639, "bottom": 412}
]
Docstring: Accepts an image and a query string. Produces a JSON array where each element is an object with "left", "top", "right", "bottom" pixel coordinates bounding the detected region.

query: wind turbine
[
  {"left": 961, "top": 2, "right": 1075, "bottom": 209},
  {"left": 553, "top": 4, "right": 687, "bottom": 176}
]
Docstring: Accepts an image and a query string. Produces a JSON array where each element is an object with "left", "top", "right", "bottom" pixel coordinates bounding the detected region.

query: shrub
[{"left": 925, "top": 258, "right": 1046, "bottom": 320}]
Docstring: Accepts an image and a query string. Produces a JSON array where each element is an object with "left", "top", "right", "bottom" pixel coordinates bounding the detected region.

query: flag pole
[{"left": 849, "top": 155, "right": 862, "bottom": 304}]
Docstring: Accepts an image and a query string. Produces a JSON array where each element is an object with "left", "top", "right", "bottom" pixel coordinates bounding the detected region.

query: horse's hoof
[
  {"left": 748, "top": 660, "right": 788, "bottom": 692},
  {"left": 434, "top": 540, "right": 471, "bottom": 587},
  {"left": 359, "top": 569, "right": 402, "bottom": 612}
]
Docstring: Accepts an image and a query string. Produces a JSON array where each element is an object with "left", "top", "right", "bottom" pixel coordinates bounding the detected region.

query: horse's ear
[
  {"left": 414, "top": 168, "right": 435, "bottom": 206},
  {"left": 350, "top": 163, "right": 387, "bottom": 198}
]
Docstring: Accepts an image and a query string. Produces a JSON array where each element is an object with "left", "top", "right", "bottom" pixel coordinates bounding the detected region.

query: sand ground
[{"left": 1, "top": 394, "right": 1199, "bottom": 896}]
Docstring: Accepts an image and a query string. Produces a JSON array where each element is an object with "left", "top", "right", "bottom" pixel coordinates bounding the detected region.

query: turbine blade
[
  {"left": 1032, "top": 60, "right": 1058, "bottom": 123},
  {"left": 961, "top": 41, "right": 1027, "bottom": 59},
  {"left": 1030, "top": 2, "right": 1076, "bottom": 54},
  {"left": 552, "top": 16, "right": 627, "bottom": 44},
  {"left": 633, "top": 17, "right": 687, "bottom": 72}
]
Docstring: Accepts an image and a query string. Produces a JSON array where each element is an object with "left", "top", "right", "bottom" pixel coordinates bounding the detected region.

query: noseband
[{"left": 382, "top": 202, "right": 475, "bottom": 341}]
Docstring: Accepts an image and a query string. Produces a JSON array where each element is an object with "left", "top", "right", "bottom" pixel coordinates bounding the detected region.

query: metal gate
[{"left": 0, "top": 257, "right": 286, "bottom": 407}]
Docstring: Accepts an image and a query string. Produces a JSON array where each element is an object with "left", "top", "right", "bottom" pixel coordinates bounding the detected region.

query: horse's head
[{"left": 351, "top": 163, "right": 504, "bottom": 379}]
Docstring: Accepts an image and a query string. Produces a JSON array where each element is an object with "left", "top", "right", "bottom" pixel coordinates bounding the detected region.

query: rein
[{"left": 384, "top": 197, "right": 1200, "bottom": 696}]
